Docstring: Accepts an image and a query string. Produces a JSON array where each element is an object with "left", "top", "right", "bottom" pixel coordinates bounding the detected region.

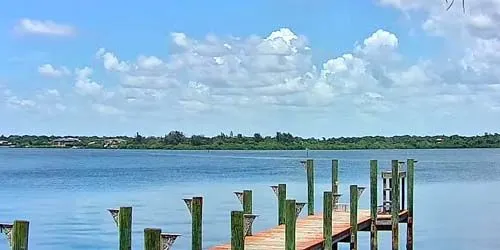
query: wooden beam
[
  {"left": 285, "top": 199, "right": 296, "bottom": 250},
  {"left": 12, "top": 220, "right": 29, "bottom": 250},
  {"left": 278, "top": 184, "right": 287, "bottom": 225},
  {"left": 407, "top": 159, "right": 415, "bottom": 250},
  {"left": 144, "top": 228, "right": 161, "bottom": 250},
  {"left": 243, "top": 190, "right": 253, "bottom": 236},
  {"left": 192, "top": 197, "right": 203, "bottom": 250},
  {"left": 323, "top": 191, "right": 333, "bottom": 250},
  {"left": 350, "top": 185, "right": 358, "bottom": 250},
  {"left": 370, "top": 160, "right": 378, "bottom": 250},
  {"left": 306, "top": 159, "right": 315, "bottom": 216},
  {"left": 119, "top": 207, "right": 132, "bottom": 250},
  {"left": 391, "top": 160, "right": 400, "bottom": 250},
  {"left": 231, "top": 211, "right": 244, "bottom": 250}
]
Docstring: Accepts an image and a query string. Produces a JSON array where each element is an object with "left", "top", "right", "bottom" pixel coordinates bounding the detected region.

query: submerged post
[
  {"left": 370, "top": 160, "right": 378, "bottom": 250},
  {"left": 12, "top": 220, "right": 29, "bottom": 250},
  {"left": 243, "top": 190, "right": 253, "bottom": 236},
  {"left": 231, "top": 211, "right": 244, "bottom": 250},
  {"left": 144, "top": 228, "right": 161, "bottom": 250},
  {"left": 332, "top": 159, "right": 339, "bottom": 194},
  {"left": 391, "top": 160, "right": 400, "bottom": 250},
  {"left": 323, "top": 191, "right": 333, "bottom": 250},
  {"left": 306, "top": 159, "right": 315, "bottom": 215},
  {"left": 407, "top": 159, "right": 415, "bottom": 250},
  {"left": 285, "top": 199, "right": 296, "bottom": 250},
  {"left": 350, "top": 185, "right": 358, "bottom": 250},
  {"left": 192, "top": 197, "right": 203, "bottom": 250},
  {"left": 278, "top": 184, "right": 287, "bottom": 225}
]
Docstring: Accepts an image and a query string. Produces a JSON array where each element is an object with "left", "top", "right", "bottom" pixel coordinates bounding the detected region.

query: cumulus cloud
[
  {"left": 74, "top": 67, "right": 106, "bottom": 98},
  {"left": 82, "top": 26, "right": 499, "bottom": 120},
  {"left": 15, "top": 19, "right": 76, "bottom": 36},
  {"left": 8, "top": 20, "right": 500, "bottom": 135},
  {"left": 38, "top": 64, "right": 70, "bottom": 77}
]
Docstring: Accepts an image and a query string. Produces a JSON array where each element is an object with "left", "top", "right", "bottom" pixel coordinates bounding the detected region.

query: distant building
[
  {"left": 52, "top": 138, "right": 81, "bottom": 147},
  {"left": 104, "top": 138, "right": 126, "bottom": 148},
  {"left": 0, "top": 140, "right": 13, "bottom": 147}
]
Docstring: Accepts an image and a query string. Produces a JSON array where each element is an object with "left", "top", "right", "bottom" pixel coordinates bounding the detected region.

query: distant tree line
[{"left": 2, "top": 131, "right": 500, "bottom": 150}]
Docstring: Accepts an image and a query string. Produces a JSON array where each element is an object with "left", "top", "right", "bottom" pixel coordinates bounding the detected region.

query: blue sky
[{"left": 1, "top": 0, "right": 500, "bottom": 137}]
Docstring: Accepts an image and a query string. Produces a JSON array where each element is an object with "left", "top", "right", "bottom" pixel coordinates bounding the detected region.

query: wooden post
[
  {"left": 401, "top": 177, "right": 405, "bottom": 211},
  {"left": 243, "top": 190, "right": 253, "bottom": 236},
  {"left": 12, "top": 220, "right": 29, "bottom": 250},
  {"left": 192, "top": 196, "right": 203, "bottom": 250},
  {"left": 306, "top": 159, "right": 314, "bottom": 215},
  {"left": 285, "top": 199, "right": 296, "bottom": 250},
  {"left": 407, "top": 159, "right": 415, "bottom": 250},
  {"left": 144, "top": 228, "right": 161, "bottom": 250},
  {"left": 231, "top": 211, "right": 244, "bottom": 250},
  {"left": 370, "top": 160, "right": 378, "bottom": 250},
  {"left": 323, "top": 192, "right": 333, "bottom": 250},
  {"left": 350, "top": 185, "right": 358, "bottom": 250},
  {"left": 332, "top": 159, "right": 339, "bottom": 194},
  {"left": 278, "top": 184, "right": 286, "bottom": 225},
  {"left": 119, "top": 207, "right": 132, "bottom": 250},
  {"left": 391, "top": 160, "right": 400, "bottom": 250}
]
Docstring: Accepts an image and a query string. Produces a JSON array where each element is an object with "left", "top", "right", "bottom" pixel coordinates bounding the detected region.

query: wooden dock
[
  {"left": 210, "top": 210, "right": 409, "bottom": 250},
  {"left": 0, "top": 158, "right": 416, "bottom": 250}
]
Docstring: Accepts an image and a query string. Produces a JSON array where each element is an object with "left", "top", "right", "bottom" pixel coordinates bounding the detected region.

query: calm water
[{"left": 1, "top": 148, "right": 500, "bottom": 250}]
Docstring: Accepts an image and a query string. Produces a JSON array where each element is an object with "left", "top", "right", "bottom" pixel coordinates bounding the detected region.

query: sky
[{"left": 1, "top": 0, "right": 500, "bottom": 137}]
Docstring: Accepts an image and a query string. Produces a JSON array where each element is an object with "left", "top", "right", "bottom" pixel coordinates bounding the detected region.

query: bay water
[{"left": 1, "top": 148, "right": 500, "bottom": 249}]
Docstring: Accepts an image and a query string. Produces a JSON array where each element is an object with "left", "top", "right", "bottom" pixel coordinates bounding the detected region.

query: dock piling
[
  {"left": 231, "top": 211, "right": 244, "bottom": 250},
  {"left": 192, "top": 197, "right": 203, "bottom": 250},
  {"left": 350, "top": 185, "right": 358, "bottom": 250},
  {"left": 407, "top": 159, "right": 415, "bottom": 250},
  {"left": 370, "top": 160, "right": 378, "bottom": 250},
  {"left": 285, "top": 199, "right": 296, "bottom": 250},
  {"left": 391, "top": 160, "right": 400, "bottom": 250},
  {"left": 306, "top": 159, "right": 315, "bottom": 215},
  {"left": 119, "top": 207, "right": 132, "bottom": 250},
  {"left": 332, "top": 159, "right": 339, "bottom": 194},
  {"left": 323, "top": 191, "right": 333, "bottom": 250},
  {"left": 12, "top": 220, "right": 29, "bottom": 250},
  {"left": 278, "top": 184, "right": 286, "bottom": 225},
  {"left": 144, "top": 228, "right": 161, "bottom": 250},
  {"left": 243, "top": 190, "right": 253, "bottom": 235}
]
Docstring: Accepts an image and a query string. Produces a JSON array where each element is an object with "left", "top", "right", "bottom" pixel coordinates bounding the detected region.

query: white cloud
[
  {"left": 86, "top": 26, "right": 500, "bottom": 120},
  {"left": 7, "top": 22, "right": 500, "bottom": 135},
  {"left": 38, "top": 64, "right": 70, "bottom": 77},
  {"left": 74, "top": 67, "right": 105, "bottom": 97},
  {"left": 96, "top": 48, "right": 131, "bottom": 72},
  {"left": 6, "top": 96, "right": 36, "bottom": 109},
  {"left": 15, "top": 19, "right": 75, "bottom": 36}
]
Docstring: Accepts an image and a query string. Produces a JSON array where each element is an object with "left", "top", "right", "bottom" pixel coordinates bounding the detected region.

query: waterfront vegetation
[{"left": 2, "top": 131, "right": 500, "bottom": 150}]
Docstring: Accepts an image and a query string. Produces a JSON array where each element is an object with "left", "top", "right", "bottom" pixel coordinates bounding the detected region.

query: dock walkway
[{"left": 210, "top": 210, "right": 408, "bottom": 250}]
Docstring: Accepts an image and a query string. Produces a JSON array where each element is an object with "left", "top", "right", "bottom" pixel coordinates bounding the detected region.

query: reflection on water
[{"left": 1, "top": 148, "right": 500, "bottom": 249}]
